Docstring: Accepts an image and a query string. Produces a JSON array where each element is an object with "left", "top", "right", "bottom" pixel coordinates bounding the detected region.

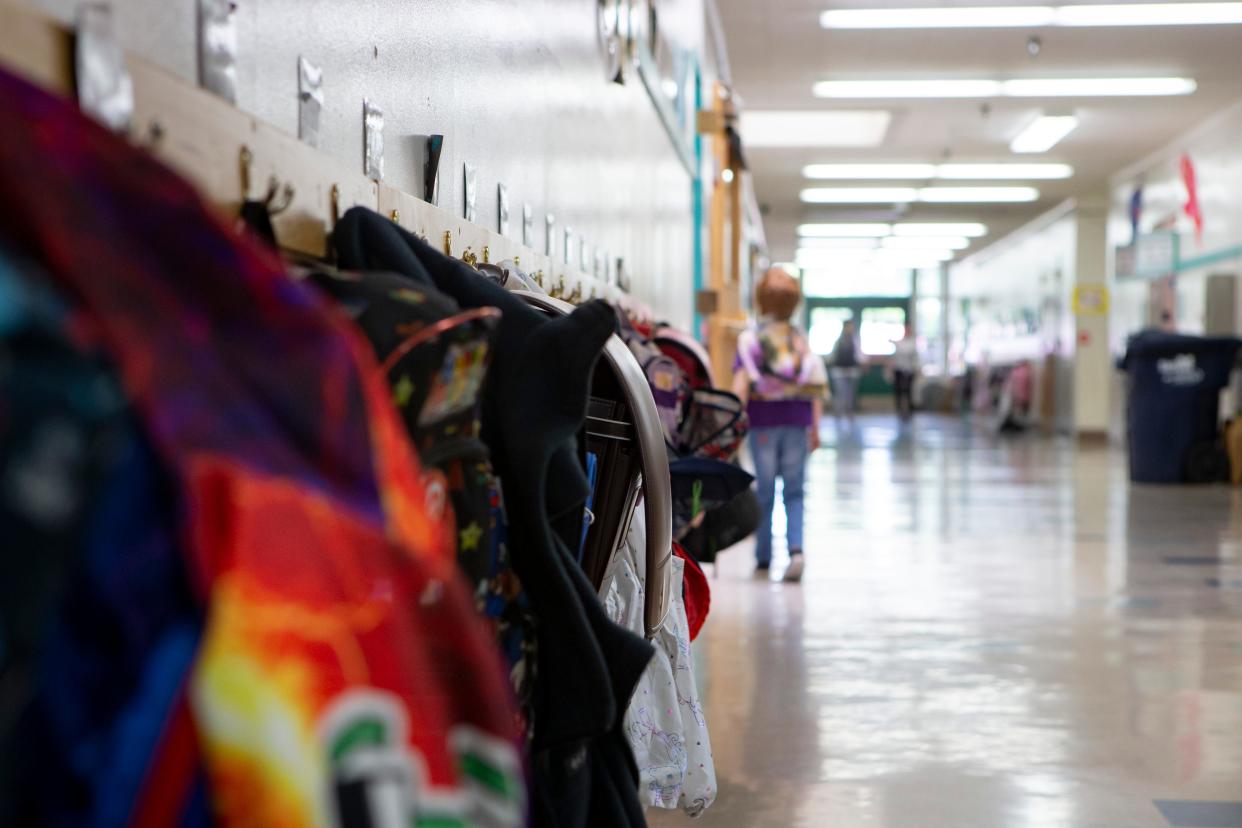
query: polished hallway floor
[{"left": 651, "top": 415, "right": 1242, "bottom": 828}]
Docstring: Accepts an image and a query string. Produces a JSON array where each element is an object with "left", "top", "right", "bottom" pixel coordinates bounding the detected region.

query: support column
[{"left": 1072, "top": 194, "right": 1112, "bottom": 438}]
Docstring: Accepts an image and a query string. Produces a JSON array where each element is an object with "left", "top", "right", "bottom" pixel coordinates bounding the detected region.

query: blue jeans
[
  {"left": 831, "top": 367, "right": 860, "bottom": 417},
  {"left": 750, "top": 425, "right": 808, "bottom": 566}
]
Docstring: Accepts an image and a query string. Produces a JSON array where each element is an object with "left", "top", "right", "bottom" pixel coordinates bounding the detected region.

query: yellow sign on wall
[{"left": 1073, "top": 284, "right": 1110, "bottom": 316}]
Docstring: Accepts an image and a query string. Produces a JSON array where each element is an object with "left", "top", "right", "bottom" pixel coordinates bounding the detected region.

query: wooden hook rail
[{"left": 0, "top": 1, "right": 658, "bottom": 321}]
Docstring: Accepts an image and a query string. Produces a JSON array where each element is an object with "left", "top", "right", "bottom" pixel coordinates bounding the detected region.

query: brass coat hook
[
  {"left": 145, "top": 121, "right": 166, "bottom": 151},
  {"left": 482, "top": 245, "right": 490, "bottom": 265},
  {"left": 330, "top": 184, "right": 341, "bottom": 225},
  {"left": 240, "top": 145, "right": 253, "bottom": 199},
  {"left": 568, "top": 284, "right": 583, "bottom": 304},
  {"left": 390, "top": 209, "right": 401, "bottom": 224},
  {"left": 462, "top": 247, "right": 478, "bottom": 267},
  {"left": 264, "top": 175, "right": 295, "bottom": 215},
  {"left": 443, "top": 230, "right": 453, "bottom": 256}
]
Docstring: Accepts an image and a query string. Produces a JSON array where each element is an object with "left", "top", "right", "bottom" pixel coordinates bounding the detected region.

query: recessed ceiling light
[
  {"left": 738, "top": 110, "right": 892, "bottom": 147},
  {"left": 920, "top": 186, "right": 1039, "bottom": 202},
  {"left": 800, "top": 187, "right": 1038, "bottom": 204},
  {"left": 797, "top": 223, "right": 894, "bottom": 237},
  {"left": 881, "top": 236, "right": 971, "bottom": 250},
  {"left": 936, "top": 162, "right": 1072, "bottom": 179},
  {"left": 801, "top": 187, "right": 921, "bottom": 204},
  {"left": 802, "top": 162, "right": 1073, "bottom": 179},
  {"left": 821, "top": 3, "right": 1242, "bottom": 29},
  {"left": 892, "top": 222, "right": 988, "bottom": 237},
  {"left": 1010, "top": 114, "right": 1079, "bottom": 153},
  {"left": 802, "top": 163, "right": 939, "bottom": 179},
  {"left": 813, "top": 77, "right": 1196, "bottom": 99},
  {"left": 798, "top": 237, "right": 883, "bottom": 250},
  {"left": 1060, "top": 3, "right": 1242, "bottom": 25},
  {"left": 1003, "top": 77, "right": 1197, "bottom": 96},
  {"left": 822, "top": 6, "right": 1056, "bottom": 28},
  {"left": 796, "top": 248, "right": 955, "bottom": 268},
  {"left": 814, "top": 80, "right": 1003, "bottom": 98}
]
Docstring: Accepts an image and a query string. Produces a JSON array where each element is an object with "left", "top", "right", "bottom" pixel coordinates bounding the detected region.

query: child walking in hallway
[{"left": 733, "top": 268, "right": 827, "bottom": 582}]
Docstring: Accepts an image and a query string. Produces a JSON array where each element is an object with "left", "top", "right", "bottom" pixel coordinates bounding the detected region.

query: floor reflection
[{"left": 650, "top": 414, "right": 1242, "bottom": 828}]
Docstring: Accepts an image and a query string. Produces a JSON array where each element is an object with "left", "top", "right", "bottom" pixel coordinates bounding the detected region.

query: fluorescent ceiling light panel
[
  {"left": 892, "top": 222, "right": 988, "bottom": 237},
  {"left": 800, "top": 187, "right": 1038, "bottom": 204},
  {"left": 797, "top": 248, "right": 882, "bottom": 263},
  {"left": 803, "top": 162, "right": 1073, "bottom": 180},
  {"left": 935, "top": 162, "right": 1072, "bottom": 179},
  {"left": 803, "top": 163, "right": 938, "bottom": 179},
  {"left": 814, "top": 77, "right": 1195, "bottom": 99},
  {"left": 797, "top": 223, "right": 893, "bottom": 237},
  {"left": 822, "top": 5, "right": 1056, "bottom": 28},
  {"left": 881, "top": 236, "right": 971, "bottom": 250},
  {"left": 1060, "top": 3, "right": 1242, "bottom": 25},
  {"left": 893, "top": 222, "right": 988, "bottom": 237},
  {"left": 814, "top": 80, "right": 1002, "bottom": 98},
  {"left": 920, "top": 186, "right": 1039, "bottom": 202},
  {"left": 1003, "top": 77, "right": 1197, "bottom": 96},
  {"left": 821, "top": 3, "right": 1242, "bottom": 29},
  {"left": 738, "top": 110, "right": 892, "bottom": 147},
  {"left": 801, "top": 187, "right": 920, "bottom": 203},
  {"left": 796, "top": 249, "right": 954, "bottom": 268},
  {"left": 1010, "top": 114, "right": 1079, "bottom": 153},
  {"left": 798, "top": 237, "right": 882, "bottom": 250}
]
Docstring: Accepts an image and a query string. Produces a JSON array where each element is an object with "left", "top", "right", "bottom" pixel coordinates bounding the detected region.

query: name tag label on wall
[
  {"left": 298, "top": 57, "right": 323, "bottom": 148},
  {"left": 463, "top": 163, "right": 478, "bottom": 223},
  {"left": 75, "top": 3, "right": 134, "bottom": 132},
  {"left": 198, "top": 0, "right": 238, "bottom": 103},
  {"left": 363, "top": 99, "right": 385, "bottom": 181}
]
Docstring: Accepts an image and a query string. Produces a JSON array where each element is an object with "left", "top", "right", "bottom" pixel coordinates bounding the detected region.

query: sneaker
[
  {"left": 783, "top": 553, "right": 805, "bottom": 583},
  {"left": 754, "top": 562, "right": 771, "bottom": 579}
]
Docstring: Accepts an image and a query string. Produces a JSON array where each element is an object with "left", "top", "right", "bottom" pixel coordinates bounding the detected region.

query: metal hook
[
  {"left": 264, "top": 176, "right": 295, "bottom": 215},
  {"left": 443, "top": 230, "right": 453, "bottom": 257},
  {"left": 568, "top": 284, "right": 583, "bottom": 304},
  {"left": 330, "top": 184, "right": 341, "bottom": 225},
  {"left": 390, "top": 209, "right": 401, "bottom": 224},
  {"left": 240, "top": 146, "right": 253, "bottom": 199},
  {"left": 482, "top": 245, "right": 490, "bottom": 265},
  {"left": 461, "top": 247, "right": 479, "bottom": 268},
  {"left": 145, "top": 121, "right": 166, "bottom": 151}
]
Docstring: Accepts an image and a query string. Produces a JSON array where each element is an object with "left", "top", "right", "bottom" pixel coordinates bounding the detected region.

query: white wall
[
  {"left": 949, "top": 204, "right": 1077, "bottom": 431},
  {"left": 950, "top": 205, "right": 1076, "bottom": 366},
  {"left": 1109, "top": 99, "right": 1242, "bottom": 345},
  {"left": 31, "top": 0, "right": 706, "bottom": 327}
]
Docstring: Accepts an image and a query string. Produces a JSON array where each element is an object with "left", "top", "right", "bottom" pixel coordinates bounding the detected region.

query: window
[
  {"left": 860, "top": 307, "right": 907, "bottom": 356},
  {"left": 808, "top": 307, "right": 855, "bottom": 355}
]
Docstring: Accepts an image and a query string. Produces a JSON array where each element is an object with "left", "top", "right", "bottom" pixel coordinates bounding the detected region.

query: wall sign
[
  {"left": 1073, "top": 285, "right": 1109, "bottom": 317},
  {"left": 1115, "top": 231, "right": 1179, "bottom": 280}
]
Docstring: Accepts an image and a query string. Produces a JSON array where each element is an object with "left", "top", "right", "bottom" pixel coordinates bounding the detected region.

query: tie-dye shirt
[{"left": 735, "top": 319, "right": 827, "bottom": 429}]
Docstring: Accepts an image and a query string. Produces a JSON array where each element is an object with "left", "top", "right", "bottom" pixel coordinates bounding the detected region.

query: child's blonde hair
[{"left": 756, "top": 267, "right": 801, "bottom": 321}]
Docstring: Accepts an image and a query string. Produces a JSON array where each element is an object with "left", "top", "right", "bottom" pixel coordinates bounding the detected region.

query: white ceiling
[{"left": 717, "top": 0, "right": 1242, "bottom": 261}]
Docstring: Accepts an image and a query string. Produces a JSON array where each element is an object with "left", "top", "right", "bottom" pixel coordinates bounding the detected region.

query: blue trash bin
[{"left": 1120, "top": 330, "right": 1242, "bottom": 483}]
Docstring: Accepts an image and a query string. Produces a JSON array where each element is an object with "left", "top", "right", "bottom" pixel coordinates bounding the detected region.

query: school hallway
[{"left": 652, "top": 415, "right": 1242, "bottom": 828}]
